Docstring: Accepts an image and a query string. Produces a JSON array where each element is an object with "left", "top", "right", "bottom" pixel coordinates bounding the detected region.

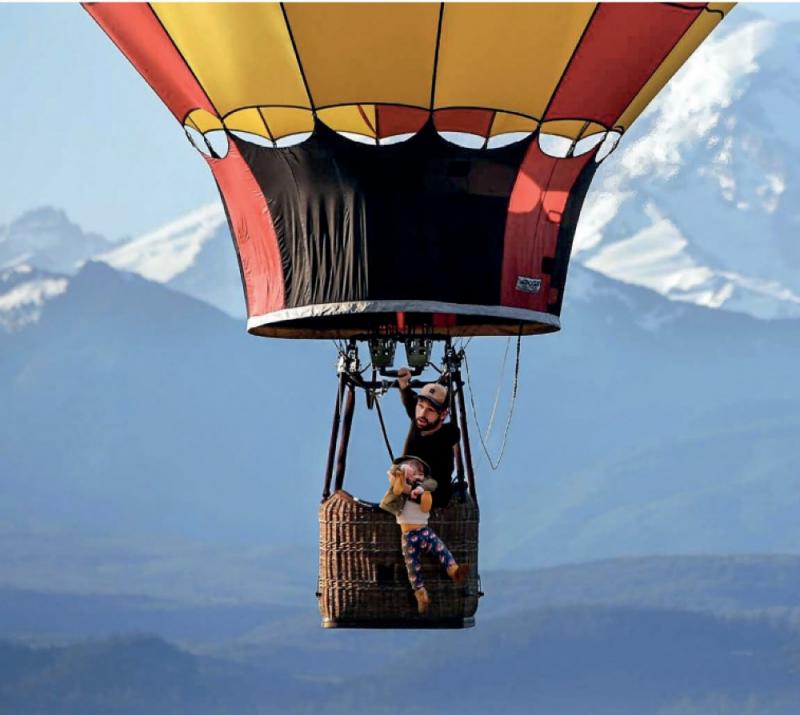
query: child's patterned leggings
[{"left": 401, "top": 526, "right": 457, "bottom": 590}]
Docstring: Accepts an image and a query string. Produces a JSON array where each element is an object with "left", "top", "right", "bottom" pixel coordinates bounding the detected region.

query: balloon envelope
[{"left": 85, "top": 2, "right": 733, "bottom": 337}]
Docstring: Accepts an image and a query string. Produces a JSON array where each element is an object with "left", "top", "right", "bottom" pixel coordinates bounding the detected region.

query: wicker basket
[{"left": 318, "top": 489, "right": 480, "bottom": 628}]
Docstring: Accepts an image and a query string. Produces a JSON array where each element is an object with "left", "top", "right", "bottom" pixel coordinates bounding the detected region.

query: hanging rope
[
  {"left": 463, "top": 333, "right": 522, "bottom": 471},
  {"left": 481, "top": 337, "right": 512, "bottom": 445},
  {"left": 373, "top": 392, "right": 395, "bottom": 461}
]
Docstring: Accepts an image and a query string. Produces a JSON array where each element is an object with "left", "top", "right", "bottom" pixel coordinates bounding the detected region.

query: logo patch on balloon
[{"left": 515, "top": 277, "right": 542, "bottom": 294}]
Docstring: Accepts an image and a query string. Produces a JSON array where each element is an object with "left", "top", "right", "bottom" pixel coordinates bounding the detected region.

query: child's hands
[
  {"left": 387, "top": 465, "right": 403, "bottom": 482},
  {"left": 405, "top": 473, "right": 423, "bottom": 495},
  {"left": 411, "top": 486, "right": 424, "bottom": 499}
]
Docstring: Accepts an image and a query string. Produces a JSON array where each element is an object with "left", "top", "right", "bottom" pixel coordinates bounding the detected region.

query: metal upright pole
[
  {"left": 333, "top": 379, "right": 357, "bottom": 492},
  {"left": 321, "top": 373, "right": 345, "bottom": 501},
  {"left": 447, "top": 376, "right": 466, "bottom": 494},
  {"left": 454, "top": 369, "right": 477, "bottom": 503}
]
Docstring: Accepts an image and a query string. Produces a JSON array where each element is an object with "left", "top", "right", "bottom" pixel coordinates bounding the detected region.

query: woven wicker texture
[{"left": 319, "top": 489, "right": 480, "bottom": 627}]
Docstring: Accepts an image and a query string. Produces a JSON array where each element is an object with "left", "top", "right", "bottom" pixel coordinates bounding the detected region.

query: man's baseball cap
[{"left": 417, "top": 383, "right": 448, "bottom": 411}]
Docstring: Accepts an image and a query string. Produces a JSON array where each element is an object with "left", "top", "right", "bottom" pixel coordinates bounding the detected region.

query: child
[{"left": 379, "top": 455, "right": 467, "bottom": 614}]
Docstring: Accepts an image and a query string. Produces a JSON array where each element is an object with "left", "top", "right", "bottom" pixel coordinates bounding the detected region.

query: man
[{"left": 396, "top": 366, "right": 461, "bottom": 509}]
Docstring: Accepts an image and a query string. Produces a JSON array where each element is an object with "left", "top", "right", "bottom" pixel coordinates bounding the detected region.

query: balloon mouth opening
[{"left": 245, "top": 303, "right": 561, "bottom": 339}]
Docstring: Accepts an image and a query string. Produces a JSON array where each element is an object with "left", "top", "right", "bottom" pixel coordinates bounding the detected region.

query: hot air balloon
[{"left": 84, "top": 2, "right": 734, "bottom": 628}]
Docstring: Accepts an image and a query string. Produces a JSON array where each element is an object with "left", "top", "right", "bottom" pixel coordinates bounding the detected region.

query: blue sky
[
  {"left": 1, "top": 2, "right": 797, "bottom": 241},
  {"left": 0, "top": 3, "right": 218, "bottom": 240}
]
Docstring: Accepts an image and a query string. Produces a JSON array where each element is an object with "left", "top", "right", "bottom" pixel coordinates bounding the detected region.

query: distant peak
[{"left": 10, "top": 206, "right": 71, "bottom": 229}]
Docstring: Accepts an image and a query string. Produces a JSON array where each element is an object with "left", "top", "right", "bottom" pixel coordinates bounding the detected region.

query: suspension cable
[
  {"left": 481, "top": 337, "right": 512, "bottom": 445},
  {"left": 373, "top": 391, "right": 395, "bottom": 461},
  {"left": 463, "top": 333, "right": 522, "bottom": 471}
]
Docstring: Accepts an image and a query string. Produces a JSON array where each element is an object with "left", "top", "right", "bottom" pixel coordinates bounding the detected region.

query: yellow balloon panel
[
  {"left": 225, "top": 107, "right": 315, "bottom": 141},
  {"left": 489, "top": 113, "right": 539, "bottom": 137},
  {"left": 185, "top": 108, "right": 223, "bottom": 133},
  {"left": 259, "top": 107, "right": 315, "bottom": 140},
  {"left": 285, "top": 3, "right": 440, "bottom": 110},
  {"left": 434, "top": 3, "right": 596, "bottom": 120},
  {"left": 225, "top": 108, "right": 271, "bottom": 138},
  {"left": 318, "top": 105, "right": 378, "bottom": 138},
  {"left": 152, "top": 3, "right": 310, "bottom": 117},
  {"left": 541, "top": 119, "right": 606, "bottom": 140}
]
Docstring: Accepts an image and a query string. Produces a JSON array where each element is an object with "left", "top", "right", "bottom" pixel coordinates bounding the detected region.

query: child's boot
[{"left": 414, "top": 587, "right": 430, "bottom": 614}]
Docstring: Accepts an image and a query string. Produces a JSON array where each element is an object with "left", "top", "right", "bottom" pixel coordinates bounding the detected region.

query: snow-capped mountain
[
  {"left": 0, "top": 204, "right": 244, "bottom": 331},
  {"left": 97, "top": 203, "right": 224, "bottom": 284},
  {"left": 0, "top": 207, "right": 110, "bottom": 275},
  {"left": 574, "top": 11, "right": 800, "bottom": 320},
  {"left": 97, "top": 203, "right": 245, "bottom": 318},
  {"left": 0, "top": 209, "right": 109, "bottom": 332}
]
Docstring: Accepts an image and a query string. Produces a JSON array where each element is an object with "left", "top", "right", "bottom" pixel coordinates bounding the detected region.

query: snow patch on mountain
[
  {"left": 98, "top": 203, "right": 226, "bottom": 283},
  {"left": 0, "top": 264, "right": 68, "bottom": 332},
  {"left": 582, "top": 202, "right": 800, "bottom": 318}
]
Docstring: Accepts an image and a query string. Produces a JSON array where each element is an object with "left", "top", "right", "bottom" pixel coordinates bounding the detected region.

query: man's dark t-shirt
[{"left": 400, "top": 387, "right": 461, "bottom": 509}]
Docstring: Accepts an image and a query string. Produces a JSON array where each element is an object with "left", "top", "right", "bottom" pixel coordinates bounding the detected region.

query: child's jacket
[{"left": 379, "top": 477, "right": 438, "bottom": 517}]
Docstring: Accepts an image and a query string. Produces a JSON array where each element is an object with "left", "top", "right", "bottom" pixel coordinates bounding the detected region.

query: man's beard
[{"left": 416, "top": 414, "right": 441, "bottom": 431}]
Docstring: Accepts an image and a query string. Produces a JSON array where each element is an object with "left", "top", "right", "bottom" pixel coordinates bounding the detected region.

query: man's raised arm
[{"left": 396, "top": 367, "right": 417, "bottom": 419}]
